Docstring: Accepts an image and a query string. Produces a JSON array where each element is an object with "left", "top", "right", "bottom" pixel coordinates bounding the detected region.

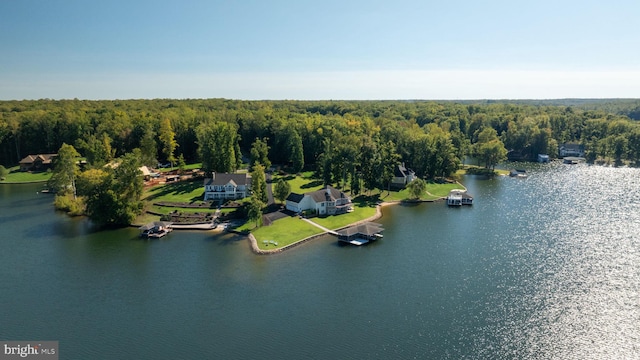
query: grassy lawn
[
  {"left": 311, "top": 199, "right": 378, "bottom": 230},
  {"left": 364, "top": 181, "right": 464, "bottom": 202},
  {"left": 457, "top": 165, "right": 509, "bottom": 176},
  {"left": 425, "top": 182, "right": 465, "bottom": 197},
  {"left": 1, "top": 167, "right": 52, "bottom": 183},
  {"left": 147, "top": 205, "right": 217, "bottom": 215},
  {"left": 252, "top": 216, "right": 324, "bottom": 250},
  {"left": 144, "top": 180, "right": 205, "bottom": 203},
  {"left": 275, "top": 171, "right": 324, "bottom": 194}
]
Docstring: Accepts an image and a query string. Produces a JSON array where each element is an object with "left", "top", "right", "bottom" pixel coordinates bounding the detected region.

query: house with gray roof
[
  {"left": 285, "top": 186, "right": 352, "bottom": 215},
  {"left": 203, "top": 172, "right": 252, "bottom": 200},
  {"left": 391, "top": 163, "right": 416, "bottom": 188}
]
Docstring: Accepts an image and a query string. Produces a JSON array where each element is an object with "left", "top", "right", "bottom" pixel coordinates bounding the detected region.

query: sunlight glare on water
[{"left": 484, "top": 164, "right": 640, "bottom": 359}]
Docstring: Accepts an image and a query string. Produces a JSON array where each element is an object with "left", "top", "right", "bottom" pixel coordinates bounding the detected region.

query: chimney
[{"left": 212, "top": 172, "right": 215, "bottom": 181}]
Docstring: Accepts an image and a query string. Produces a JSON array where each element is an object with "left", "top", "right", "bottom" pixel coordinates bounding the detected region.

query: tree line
[{"left": 2, "top": 98, "right": 640, "bottom": 174}]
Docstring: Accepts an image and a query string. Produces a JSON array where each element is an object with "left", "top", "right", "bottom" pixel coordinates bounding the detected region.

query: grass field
[
  {"left": 147, "top": 205, "right": 218, "bottom": 215},
  {"left": 144, "top": 180, "right": 205, "bottom": 203},
  {"left": 311, "top": 201, "right": 377, "bottom": 230},
  {"left": 252, "top": 216, "right": 323, "bottom": 250},
  {"left": 274, "top": 171, "right": 324, "bottom": 194},
  {"left": 1, "top": 167, "right": 52, "bottom": 183}
]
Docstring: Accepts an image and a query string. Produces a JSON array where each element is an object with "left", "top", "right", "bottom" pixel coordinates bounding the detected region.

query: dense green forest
[{"left": 2, "top": 98, "right": 640, "bottom": 176}]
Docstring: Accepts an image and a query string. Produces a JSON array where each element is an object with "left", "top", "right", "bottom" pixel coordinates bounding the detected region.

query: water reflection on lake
[{"left": 0, "top": 163, "right": 638, "bottom": 359}]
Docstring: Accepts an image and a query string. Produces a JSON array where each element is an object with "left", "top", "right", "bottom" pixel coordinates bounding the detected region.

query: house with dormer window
[
  {"left": 285, "top": 186, "right": 352, "bottom": 215},
  {"left": 203, "top": 172, "right": 252, "bottom": 200}
]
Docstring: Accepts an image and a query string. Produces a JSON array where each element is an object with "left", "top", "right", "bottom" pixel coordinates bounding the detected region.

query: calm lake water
[{"left": 1, "top": 163, "right": 638, "bottom": 359}]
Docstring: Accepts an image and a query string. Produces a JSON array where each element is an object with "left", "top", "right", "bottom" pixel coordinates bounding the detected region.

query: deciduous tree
[
  {"left": 49, "top": 143, "right": 80, "bottom": 198},
  {"left": 158, "top": 118, "right": 177, "bottom": 167},
  {"left": 274, "top": 178, "right": 291, "bottom": 204},
  {"left": 407, "top": 178, "right": 426, "bottom": 199},
  {"left": 251, "top": 163, "right": 268, "bottom": 204}
]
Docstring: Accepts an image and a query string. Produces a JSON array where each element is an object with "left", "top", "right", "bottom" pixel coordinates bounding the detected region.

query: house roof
[
  {"left": 139, "top": 166, "right": 151, "bottom": 176},
  {"left": 394, "top": 163, "right": 415, "bottom": 178},
  {"left": 204, "top": 172, "right": 252, "bottom": 186},
  {"left": 449, "top": 189, "right": 473, "bottom": 199},
  {"left": 286, "top": 192, "right": 305, "bottom": 203},
  {"left": 139, "top": 221, "right": 173, "bottom": 231},
  {"left": 19, "top": 154, "right": 57, "bottom": 164},
  {"left": 308, "top": 186, "right": 348, "bottom": 203},
  {"left": 338, "top": 222, "right": 384, "bottom": 237}
]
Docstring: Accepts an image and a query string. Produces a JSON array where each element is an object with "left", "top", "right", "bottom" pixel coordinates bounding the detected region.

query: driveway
[{"left": 265, "top": 172, "right": 275, "bottom": 205}]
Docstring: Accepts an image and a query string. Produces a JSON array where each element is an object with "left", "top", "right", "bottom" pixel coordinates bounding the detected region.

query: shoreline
[{"left": 247, "top": 198, "right": 444, "bottom": 255}]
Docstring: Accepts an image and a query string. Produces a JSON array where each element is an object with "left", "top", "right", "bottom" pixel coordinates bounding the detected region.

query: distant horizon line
[{"left": 1, "top": 97, "right": 639, "bottom": 102}]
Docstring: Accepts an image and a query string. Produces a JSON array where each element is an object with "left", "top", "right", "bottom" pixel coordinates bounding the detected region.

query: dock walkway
[{"left": 300, "top": 218, "right": 339, "bottom": 235}]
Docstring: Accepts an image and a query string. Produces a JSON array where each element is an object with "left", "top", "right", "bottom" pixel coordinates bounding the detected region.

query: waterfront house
[
  {"left": 447, "top": 189, "right": 473, "bottom": 206},
  {"left": 559, "top": 143, "right": 585, "bottom": 158},
  {"left": 285, "top": 186, "right": 352, "bottom": 215},
  {"left": 391, "top": 163, "right": 416, "bottom": 188},
  {"left": 19, "top": 154, "right": 57, "bottom": 171},
  {"left": 537, "top": 154, "right": 550, "bottom": 163},
  {"left": 203, "top": 172, "right": 252, "bottom": 200}
]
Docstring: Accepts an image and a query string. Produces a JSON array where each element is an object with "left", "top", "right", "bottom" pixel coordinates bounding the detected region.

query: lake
[{"left": 1, "top": 162, "right": 638, "bottom": 359}]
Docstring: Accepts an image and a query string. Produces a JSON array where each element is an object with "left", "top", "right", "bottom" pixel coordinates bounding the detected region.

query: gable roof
[
  {"left": 394, "top": 163, "right": 415, "bottom": 178},
  {"left": 308, "top": 186, "right": 348, "bottom": 203},
  {"left": 338, "top": 222, "right": 384, "bottom": 237},
  {"left": 19, "top": 154, "right": 57, "bottom": 164},
  {"left": 204, "top": 172, "right": 252, "bottom": 187},
  {"left": 286, "top": 192, "right": 305, "bottom": 203}
]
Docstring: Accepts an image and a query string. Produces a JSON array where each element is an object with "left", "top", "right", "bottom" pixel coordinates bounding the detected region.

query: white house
[
  {"left": 286, "top": 186, "right": 352, "bottom": 215},
  {"left": 203, "top": 172, "right": 252, "bottom": 200},
  {"left": 391, "top": 163, "right": 416, "bottom": 188}
]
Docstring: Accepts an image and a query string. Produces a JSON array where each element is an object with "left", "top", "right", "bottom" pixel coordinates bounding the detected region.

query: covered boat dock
[
  {"left": 140, "top": 221, "right": 173, "bottom": 238},
  {"left": 337, "top": 222, "right": 384, "bottom": 245}
]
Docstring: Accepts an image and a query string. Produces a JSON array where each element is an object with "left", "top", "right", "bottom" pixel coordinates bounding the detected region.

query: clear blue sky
[{"left": 1, "top": 0, "right": 638, "bottom": 100}]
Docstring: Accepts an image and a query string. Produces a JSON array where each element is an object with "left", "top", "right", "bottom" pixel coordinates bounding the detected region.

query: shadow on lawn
[
  {"left": 300, "top": 180, "right": 324, "bottom": 189},
  {"left": 353, "top": 194, "right": 382, "bottom": 207},
  {"left": 145, "top": 180, "right": 203, "bottom": 202}
]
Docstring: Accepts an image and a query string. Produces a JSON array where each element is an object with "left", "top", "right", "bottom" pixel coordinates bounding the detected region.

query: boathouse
[
  {"left": 337, "top": 222, "right": 384, "bottom": 245},
  {"left": 139, "top": 221, "right": 173, "bottom": 238},
  {"left": 447, "top": 190, "right": 473, "bottom": 206}
]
